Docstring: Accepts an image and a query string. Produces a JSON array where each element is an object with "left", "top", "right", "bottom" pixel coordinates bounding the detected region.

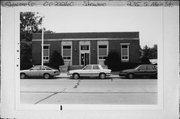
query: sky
[{"left": 38, "top": 7, "right": 163, "bottom": 48}]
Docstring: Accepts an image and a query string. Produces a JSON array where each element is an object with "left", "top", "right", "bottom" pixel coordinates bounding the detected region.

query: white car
[
  {"left": 20, "top": 65, "right": 60, "bottom": 79},
  {"left": 68, "top": 64, "right": 111, "bottom": 79}
]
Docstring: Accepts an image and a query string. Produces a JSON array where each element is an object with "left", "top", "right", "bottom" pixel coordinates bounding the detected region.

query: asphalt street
[{"left": 21, "top": 77, "right": 157, "bottom": 104}]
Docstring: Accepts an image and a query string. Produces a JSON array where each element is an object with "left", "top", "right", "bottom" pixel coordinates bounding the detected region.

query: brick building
[{"left": 32, "top": 32, "right": 141, "bottom": 67}]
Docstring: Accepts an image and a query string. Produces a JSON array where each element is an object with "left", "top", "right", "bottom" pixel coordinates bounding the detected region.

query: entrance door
[
  {"left": 81, "top": 53, "right": 89, "bottom": 66},
  {"left": 80, "top": 43, "right": 90, "bottom": 66}
]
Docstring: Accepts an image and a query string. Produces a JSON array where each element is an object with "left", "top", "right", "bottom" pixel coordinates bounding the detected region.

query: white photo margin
[{"left": 1, "top": 6, "right": 179, "bottom": 119}]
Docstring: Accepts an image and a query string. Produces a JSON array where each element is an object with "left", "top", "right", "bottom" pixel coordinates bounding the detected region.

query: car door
[
  {"left": 146, "top": 65, "right": 157, "bottom": 76},
  {"left": 135, "top": 65, "right": 147, "bottom": 76},
  {"left": 80, "top": 65, "right": 92, "bottom": 77},
  {"left": 91, "top": 65, "right": 101, "bottom": 77},
  {"left": 28, "top": 66, "right": 41, "bottom": 77},
  {"left": 39, "top": 66, "right": 48, "bottom": 77}
]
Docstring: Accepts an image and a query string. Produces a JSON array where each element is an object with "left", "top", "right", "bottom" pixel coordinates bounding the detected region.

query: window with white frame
[
  {"left": 121, "top": 43, "right": 129, "bottom": 62},
  {"left": 62, "top": 43, "right": 72, "bottom": 60},
  {"left": 43, "top": 45, "right": 50, "bottom": 63},
  {"left": 98, "top": 41, "right": 108, "bottom": 60}
]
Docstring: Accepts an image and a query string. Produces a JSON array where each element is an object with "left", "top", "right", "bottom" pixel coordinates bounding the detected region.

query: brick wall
[
  {"left": 32, "top": 39, "right": 140, "bottom": 65},
  {"left": 72, "top": 40, "right": 79, "bottom": 65},
  {"left": 109, "top": 39, "right": 140, "bottom": 63},
  {"left": 32, "top": 40, "right": 61, "bottom": 65},
  {"left": 90, "top": 40, "right": 97, "bottom": 64}
]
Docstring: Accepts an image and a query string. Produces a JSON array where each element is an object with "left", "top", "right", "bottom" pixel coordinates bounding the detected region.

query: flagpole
[{"left": 41, "top": 16, "right": 44, "bottom": 67}]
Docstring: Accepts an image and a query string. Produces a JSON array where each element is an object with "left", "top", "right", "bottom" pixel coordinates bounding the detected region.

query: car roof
[
  {"left": 86, "top": 64, "right": 101, "bottom": 66},
  {"left": 33, "top": 65, "right": 51, "bottom": 68},
  {"left": 140, "top": 64, "right": 155, "bottom": 66}
]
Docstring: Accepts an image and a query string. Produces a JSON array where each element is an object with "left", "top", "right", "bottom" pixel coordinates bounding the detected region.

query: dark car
[{"left": 119, "top": 64, "right": 157, "bottom": 79}]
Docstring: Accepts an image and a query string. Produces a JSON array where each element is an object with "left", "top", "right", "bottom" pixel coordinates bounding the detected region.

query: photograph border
[{"left": 1, "top": 5, "right": 179, "bottom": 119}]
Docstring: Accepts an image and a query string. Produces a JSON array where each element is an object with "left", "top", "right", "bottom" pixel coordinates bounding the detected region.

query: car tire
[
  {"left": 73, "top": 73, "right": 80, "bottom": 79},
  {"left": 99, "top": 73, "right": 106, "bottom": 79},
  {"left": 128, "top": 73, "right": 134, "bottom": 79},
  {"left": 20, "top": 73, "right": 26, "bottom": 79},
  {"left": 43, "top": 73, "right": 51, "bottom": 79}
]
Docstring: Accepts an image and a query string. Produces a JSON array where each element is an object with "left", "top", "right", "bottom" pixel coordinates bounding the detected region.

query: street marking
[
  {"left": 73, "top": 79, "right": 81, "bottom": 88},
  {"left": 34, "top": 88, "right": 66, "bottom": 104}
]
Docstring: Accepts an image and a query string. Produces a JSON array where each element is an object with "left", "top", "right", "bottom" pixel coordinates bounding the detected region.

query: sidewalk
[{"left": 57, "top": 72, "right": 120, "bottom": 78}]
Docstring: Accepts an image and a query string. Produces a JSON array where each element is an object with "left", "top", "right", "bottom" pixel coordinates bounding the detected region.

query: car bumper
[
  {"left": 119, "top": 72, "right": 127, "bottom": 76},
  {"left": 67, "top": 73, "right": 73, "bottom": 77},
  {"left": 106, "top": 73, "right": 111, "bottom": 77},
  {"left": 53, "top": 72, "right": 60, "bottom": 76}
]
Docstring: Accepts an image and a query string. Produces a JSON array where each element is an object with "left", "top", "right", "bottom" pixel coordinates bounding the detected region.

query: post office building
[{"left": 32, "top": 32, "right": 141, "bottom": 66}]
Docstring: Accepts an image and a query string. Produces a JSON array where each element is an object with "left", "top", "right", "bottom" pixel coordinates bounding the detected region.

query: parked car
[
  {"left": 68, "top": 64, "right": 111, "bottom": 79},
  {"left": 119, "top": 64, "right": 157, "bottom": 79},
  {"left": 20, "top": 65, "right": 60, "bottom": 79}
]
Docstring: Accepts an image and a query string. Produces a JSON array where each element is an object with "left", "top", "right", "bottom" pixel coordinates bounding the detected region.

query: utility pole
[{"left": 41, "top": 16, "right": 44, "bottom": 67}]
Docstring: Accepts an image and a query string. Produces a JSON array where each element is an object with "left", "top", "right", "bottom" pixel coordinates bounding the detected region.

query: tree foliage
[
  {"left": 48, "top": 51, "right": 64, "bottom": 70},
  {"left": 20, "top": 41, "right": 33, "bottom": 69},
  {"left": 20, "top": 12, "right": 42, "bottom": 41},
  {"left": 141, "top": 44, "right": 157, "bottom": 64},
  {"left": 20, "top": 12, "right": 42, "bottom": 69}
]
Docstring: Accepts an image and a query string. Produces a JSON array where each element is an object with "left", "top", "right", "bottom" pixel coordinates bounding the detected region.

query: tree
[
  {"left": 20, "top": 12, "right": 42, "bottom": 69},
  {"left": 140, "top": 44, "right": 157, "bottom": 64},
  {"left": 20, "top": 41, "right": 33, "bottom": 69},
  {"left": 20, "top": 12, "right": 42, "bottom": 41},
  {"left": 49, "top": 51, "right": 64, "bottom": 70}
]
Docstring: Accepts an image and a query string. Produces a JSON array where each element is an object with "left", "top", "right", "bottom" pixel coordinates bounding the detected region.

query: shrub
[
  {"left": 118, "top": 62, "right": 140, "bottom": 71},
  {"left": 104, "top": 51, "right": 142, "bottom": 71},
  {"left": 48, "top": 51, "right": 64, "bottom": 70},
  {"left": 104, "top": 51, "right": 121, "bottom": 71}
]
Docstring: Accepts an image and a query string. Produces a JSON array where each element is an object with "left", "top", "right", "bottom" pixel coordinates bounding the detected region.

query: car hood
[{"left": 20, "top": 69, "right": 30, "bottom": 72}]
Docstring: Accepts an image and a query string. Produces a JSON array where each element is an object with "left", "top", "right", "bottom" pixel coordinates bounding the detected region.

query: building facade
[{"left": 32, "top": 32, "right": 141, "bottom": 66}]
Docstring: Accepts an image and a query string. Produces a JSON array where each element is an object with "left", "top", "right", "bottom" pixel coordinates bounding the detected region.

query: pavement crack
[
  {"left": 34, "top": 88, "right": 66, "bottom": 104},
  {"left": 73, "top": 79, "right": 81, "bottom": 88}
]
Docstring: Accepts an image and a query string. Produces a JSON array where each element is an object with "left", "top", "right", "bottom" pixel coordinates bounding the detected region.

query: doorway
[
  {"left": 79, "top": 42, "right": 90, "bottom": 66},
  {"left": 81, "top": 53, "right": 89, "bottom": 66}
]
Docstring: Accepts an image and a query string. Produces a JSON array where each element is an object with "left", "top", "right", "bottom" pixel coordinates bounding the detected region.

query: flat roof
[{"left": 32, "top": 32, "right": 139, "bottom": 40}]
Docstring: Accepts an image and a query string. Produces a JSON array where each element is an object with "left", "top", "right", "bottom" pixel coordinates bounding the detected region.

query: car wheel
[
  {"left": 99, "top": 73, "right": 106, "bottom": 79},
  {"left": 128, "top": 73, "right": 134, "bottom": 79},
  {"left": 43, "top": 73, "right": 51, "bottom": 79},
  {"left": 73, "top": 73, "right": 80, "bottom": 79},
  {"left": 20, "top": 73, "right": 26, "bottom": 79}
]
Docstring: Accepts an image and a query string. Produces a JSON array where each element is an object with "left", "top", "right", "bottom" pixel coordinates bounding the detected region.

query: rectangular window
[
  {"left": 63, "top": 45, "right": 71, "bottom": 60},
  {"left": 43, "top": 45, "right": 50, "bottom": 63},
  {"left": 81, "top": 45, "right": 89, "bottom": 50},
  {"left": 98, "top": 45, "right": 107, "bottom": 60},
  {"left": 121, "top": 44, "right": 129, "bottom": 62}
]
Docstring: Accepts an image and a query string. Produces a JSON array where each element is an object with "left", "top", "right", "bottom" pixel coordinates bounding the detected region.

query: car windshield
[
  {"left": 83, "top": 65, "right": 92, "bottom": 70},
  {"left": 30, "top": 66, "right": 41, "bottom": 70},
  {"left": 43, "top": 66, "right": 53, "bottom": 70},
  {"left": 134, "top": 65, "right": 140, "bottom": 70}
]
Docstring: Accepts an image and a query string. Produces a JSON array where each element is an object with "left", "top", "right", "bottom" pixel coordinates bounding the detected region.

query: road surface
[{"left": 21, "top": 77, "right": 157, "bottom": 104}]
